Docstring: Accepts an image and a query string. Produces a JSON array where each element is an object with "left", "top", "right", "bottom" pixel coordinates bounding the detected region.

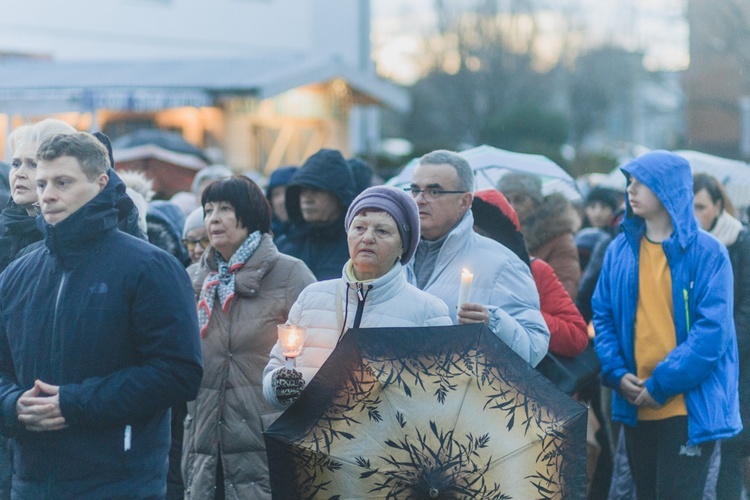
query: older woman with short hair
[
  {"left": 181, "top": 176, "right": 315, "bottom": 499},
  {"left": 263, "top": 186, "right": 452, "bottom": 409},
  {"left": 0, "top": 119, "right": 77, "bottom": 272}
]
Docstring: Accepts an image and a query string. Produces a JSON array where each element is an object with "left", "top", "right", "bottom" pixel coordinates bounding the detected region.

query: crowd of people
[{"left": 0, "top": 119, "right": 747, "bottom": 500}]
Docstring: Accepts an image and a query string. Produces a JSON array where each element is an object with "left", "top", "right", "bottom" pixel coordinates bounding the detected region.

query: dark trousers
[
  {"left": 0, "top": 437, "right": 10, "bottom": 500},
  {"left": 166, "top": 403, "right": 187, "bottom": 500},
  {"left": 716, "top": 440, "right": 748, "bottom": 500},
  {"left": 624, "top": 416, "right": 715, "bottom": 500}
]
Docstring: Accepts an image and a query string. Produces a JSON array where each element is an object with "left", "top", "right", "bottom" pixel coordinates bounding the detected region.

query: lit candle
[
  {"left": 278, "top": 324, "right": 307, "bottom": 369},
  {"left": 457, "top": 268, "right": 473, "bottom": 310}
]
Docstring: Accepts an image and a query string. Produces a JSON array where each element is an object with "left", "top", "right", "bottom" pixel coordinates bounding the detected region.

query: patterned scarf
[{"left": 197, "top": 231, "right": 262, "bottom": 337}]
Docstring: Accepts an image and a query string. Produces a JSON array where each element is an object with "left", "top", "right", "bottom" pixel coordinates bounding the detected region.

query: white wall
[{"left": 0, "top": 0, "right": 367, "bottom": 67}]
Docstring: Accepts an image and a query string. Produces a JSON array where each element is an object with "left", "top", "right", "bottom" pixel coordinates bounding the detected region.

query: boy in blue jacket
[{"left": 593, "top": 150, "right": 740, "bottom": 498}]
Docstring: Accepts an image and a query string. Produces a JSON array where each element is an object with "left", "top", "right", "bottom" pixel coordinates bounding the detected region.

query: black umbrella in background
[
  {"left": 265, "top": 324, "right": 588, "bottom": 499},
  {"left": 112, "top": 129, "right": 211, "bottom": 165},
  {"left": 111, "top": 128, "right": 211, "bottom": 199}
]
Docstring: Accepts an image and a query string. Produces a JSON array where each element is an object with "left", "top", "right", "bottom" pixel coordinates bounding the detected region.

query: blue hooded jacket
[
  {"left": 592, "top": 150, "right": 741, "bottom": 444},
  {"left": 0, "top": 170, "right": 203, "bottom": 497}
]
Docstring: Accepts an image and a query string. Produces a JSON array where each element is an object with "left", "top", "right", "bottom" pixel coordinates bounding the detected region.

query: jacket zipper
[
  {"left": 683, "top": 288, "right": 690, "bottom": 332},
  {"left": 352, "top": 283, "right": 371, "bottom": 329},
  {"left": 51, "top": 271, "right": 68, "bottom": 381}
]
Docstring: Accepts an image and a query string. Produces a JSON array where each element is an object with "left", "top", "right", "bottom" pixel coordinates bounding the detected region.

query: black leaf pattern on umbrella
[{"left": 265, "top": 325, "right": 587, "bottom": 499}]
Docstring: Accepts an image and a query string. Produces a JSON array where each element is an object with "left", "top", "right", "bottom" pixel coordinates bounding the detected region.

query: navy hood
[
  {"left": 285, "top": 149, "right": 356, "bottom": 224},
  {"left": 147, "top": 200, "right": 190, "bottom": 265},
  {"left": 265, "top": 165, "right": 298, "bottom": 198},
  {"left": 620, "top": 150, "right": 697, "bottom": 250}
]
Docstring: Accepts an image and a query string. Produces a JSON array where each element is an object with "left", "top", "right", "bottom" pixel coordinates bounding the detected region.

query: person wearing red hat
[{"left": 471, "top": 189, "right": 588, "bottom": 358}]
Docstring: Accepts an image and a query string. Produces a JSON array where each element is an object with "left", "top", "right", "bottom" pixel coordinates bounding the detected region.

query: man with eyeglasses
[{"left": 403, "top": 150, "right": 550, "bottom": 367}]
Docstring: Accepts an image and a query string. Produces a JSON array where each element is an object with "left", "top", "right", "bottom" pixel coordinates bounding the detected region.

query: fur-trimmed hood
[{"left": 520, "top": 193, "right": 579, "bottom": 252}]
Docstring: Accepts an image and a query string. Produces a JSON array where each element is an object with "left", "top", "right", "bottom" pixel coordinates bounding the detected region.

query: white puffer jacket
[{"left": 263, "top": 262, "right": 452, "bottom": 409}]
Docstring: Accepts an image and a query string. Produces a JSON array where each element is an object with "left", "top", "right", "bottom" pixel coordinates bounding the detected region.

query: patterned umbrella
[{"left": 265, "top": 324, "right": 587, "bottom": 499}]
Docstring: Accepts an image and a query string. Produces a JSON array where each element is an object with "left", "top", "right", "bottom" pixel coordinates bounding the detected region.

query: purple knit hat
[{"left": 345, "top": 186, "right": 420, "bottom": 265}]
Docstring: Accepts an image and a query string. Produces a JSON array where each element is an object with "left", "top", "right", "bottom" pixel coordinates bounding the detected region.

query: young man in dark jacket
[
  {"left": 0, "top": 132, "right": 203, "bottom": 498},
  {"left": 275, "top": 148, "right": 356, "bottom": 280}
]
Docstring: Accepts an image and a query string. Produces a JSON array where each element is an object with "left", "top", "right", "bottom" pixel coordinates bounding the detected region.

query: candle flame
[{"left": 279, "top": 324, "right": 306, "bottom": 358}]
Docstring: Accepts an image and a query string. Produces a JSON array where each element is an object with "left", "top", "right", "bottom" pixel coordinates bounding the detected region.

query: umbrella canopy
[
  {"left": 387, "top": 145, "right": 581, "bottom": 202},
  {"left": 112, "top": 129, "right": 210, "bottom": 170},
  {"left": 265, "top": 324, "right": 587, "bottom": 499},
  {"left": 601, "top": 150, "right": 750, "bottom": 212},
  {"left": 675, "top": 150, "right": 750, "bottom": 211}
]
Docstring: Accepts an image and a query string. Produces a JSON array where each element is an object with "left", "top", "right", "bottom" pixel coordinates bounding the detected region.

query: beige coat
[{"left": 182, "top": 234, "right": 315, "bottom": 499}]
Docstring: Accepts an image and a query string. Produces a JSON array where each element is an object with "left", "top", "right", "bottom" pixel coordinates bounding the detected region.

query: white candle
[{"left": 457, "top": 268, "right": 473, "bottom": 310}]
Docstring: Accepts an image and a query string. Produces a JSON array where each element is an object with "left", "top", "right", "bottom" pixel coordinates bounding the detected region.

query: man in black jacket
[
  {"left": 275, "top": 148, "right": 356, "bottom": 280},
  {"left": 0, "top": 132, "right": 203, "bottom": 498}
]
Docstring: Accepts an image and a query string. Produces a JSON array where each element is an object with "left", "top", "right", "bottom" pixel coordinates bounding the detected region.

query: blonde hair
[{"left": 8, "top": 118, "right": 77, "bottom": 155}]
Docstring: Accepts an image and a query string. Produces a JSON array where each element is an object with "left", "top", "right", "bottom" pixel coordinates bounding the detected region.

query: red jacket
[
  {"left": 472, "top": 189, "right": 588, "bottom": 358},
  {"left": 530, "top": 258, "right": 588, "bottom": 357}
]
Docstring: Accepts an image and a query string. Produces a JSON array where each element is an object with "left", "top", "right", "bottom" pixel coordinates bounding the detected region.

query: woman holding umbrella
[
  {"left": 181, "top": 176, "right": 316, "bottom": 499},
  {"left": 263, "top": 186, "right": 452, "bottom": 409}
]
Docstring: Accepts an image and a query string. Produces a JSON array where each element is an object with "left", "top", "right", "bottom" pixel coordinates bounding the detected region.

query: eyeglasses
[
  {"left": 404, "top": 187, "right": 467, "bottom": 201},
  {"left": 182, "top": 237, "right": 210, "bottom": 251}
]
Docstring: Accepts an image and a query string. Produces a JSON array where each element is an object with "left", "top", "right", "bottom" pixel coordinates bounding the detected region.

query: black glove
[{"left": 273, "top": 368, "right": 305, "bottom": 406}]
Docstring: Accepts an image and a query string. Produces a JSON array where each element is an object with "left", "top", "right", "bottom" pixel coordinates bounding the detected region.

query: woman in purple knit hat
[{"left": 263, "top": 186, "right": 452, "bottom": 409}]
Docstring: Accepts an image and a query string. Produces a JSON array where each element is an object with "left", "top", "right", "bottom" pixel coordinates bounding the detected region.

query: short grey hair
[{"left": 418, "top": 150, "right": 474, "bottom": 192}]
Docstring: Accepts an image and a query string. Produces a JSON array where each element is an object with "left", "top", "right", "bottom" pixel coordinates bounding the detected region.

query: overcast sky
[{"left": 371, "top": 0, "right": 689, "bottom": 84}]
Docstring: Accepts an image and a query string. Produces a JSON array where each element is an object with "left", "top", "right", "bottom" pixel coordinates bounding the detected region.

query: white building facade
[{"left": 0, "top": 0, "right": 403, "bottom": 171}]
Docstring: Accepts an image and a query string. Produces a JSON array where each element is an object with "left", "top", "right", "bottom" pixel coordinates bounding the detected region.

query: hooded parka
[
  {"left": 592, "top": 150, "right": 741, "bottom": 444},
  {"left": 182, "top": 234, "right": 315, "bottom": 499},
  {"left": 275, "top": 149, "right": 356, "bottom": 280}
]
